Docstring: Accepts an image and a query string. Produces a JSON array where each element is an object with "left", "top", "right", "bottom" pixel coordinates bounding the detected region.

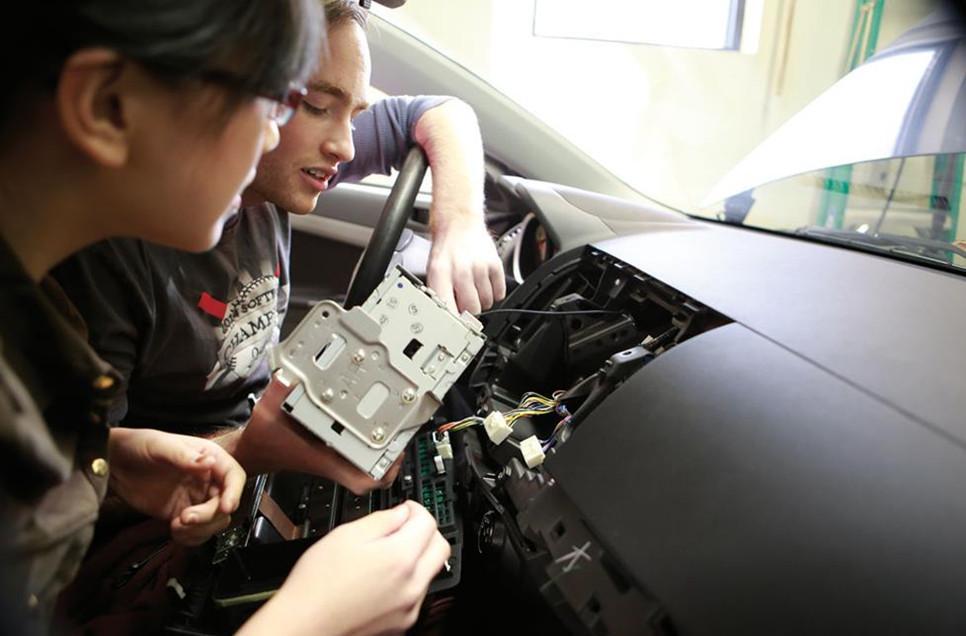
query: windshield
[
  {"left": 372, "top": 1, "right": 943, "bottom": 209},
  {"left": 708, "top": 155, "right": 966, "bottom": 269},
  {"left": 372, "top": 1, "right": 964, "bottom": 270}
]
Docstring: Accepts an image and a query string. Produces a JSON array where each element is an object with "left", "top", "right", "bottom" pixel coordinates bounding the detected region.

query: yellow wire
[{"left": 438, "top": 391, "right": 561, "bottom": 433}]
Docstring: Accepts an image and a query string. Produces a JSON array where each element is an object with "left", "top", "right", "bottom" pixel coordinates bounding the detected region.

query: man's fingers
[
  {"left": 490, "top": 262, "right": 507, "bottom": 303},
  {"left": 322, "top": 445, "right": 396, "bottom": 494},
  {"left": 307, "top": 441, "right": 379, "bottom": 494},
  {"left": 337, "top": 464, "right": 384, "bottom": 495},
  {"left": 378, "top": 456, "right": 404, "bottom": 488},
  {"left": 258, "top": 374, "right": 297, "bottom": 412},
  {"left": 473, "top": 264, "right": 495, "bottom": 310},
  {"left": 454, "top": 267, "right": 481, "bottom": 315}
]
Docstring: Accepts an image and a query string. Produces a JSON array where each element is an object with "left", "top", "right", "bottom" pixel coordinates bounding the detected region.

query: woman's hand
[
  {"left": 107, "top": 427, "right": 246, "bottom": 545},
  {"left": 239, "top": 501, "right": 450, "bottom": 636}
]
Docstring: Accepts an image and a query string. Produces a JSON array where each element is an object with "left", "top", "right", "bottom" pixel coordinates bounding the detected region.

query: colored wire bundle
[
  {"left": 436, "top": 415, "right": 483, "bottom": 434},
  {"left": 542, "top": 398, "right": 572, "bottom": 451},
  {"left": 435, "top": 391, "right": 572, "bottom": 447},
  {"left": 503, "top": 391, "right": 558, "bottom": 426}
]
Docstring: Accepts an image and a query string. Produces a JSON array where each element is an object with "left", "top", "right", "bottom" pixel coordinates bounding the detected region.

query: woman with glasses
[{"left": 0, "top": 1, "right": 448, "bottom": 635}]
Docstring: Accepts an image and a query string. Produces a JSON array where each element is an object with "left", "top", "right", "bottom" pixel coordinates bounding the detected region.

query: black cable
[{"left": 479, "top": 308, "right": 625, "bottom": 318}]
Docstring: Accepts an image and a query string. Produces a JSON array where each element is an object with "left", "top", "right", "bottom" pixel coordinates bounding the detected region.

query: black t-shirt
[{"left": 53, "top": 205, "right": 290, "bottom": 433}]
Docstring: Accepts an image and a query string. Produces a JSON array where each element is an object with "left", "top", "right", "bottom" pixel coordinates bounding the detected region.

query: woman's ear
[{"left": 56, "top": 48, "right": 130, "bottom": 167}]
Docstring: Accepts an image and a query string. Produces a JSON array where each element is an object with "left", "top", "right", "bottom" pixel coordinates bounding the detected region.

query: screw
[
  {"left": 321, "top": 388, "right": 335, "bottom": 402},
  {"left": 352, "top": 350, "right": 365, "bottom": 363},
  {"left": 371, "top": 427, "right": 386, "bottom": 442},
  {"left": 402, "top": 389, "right": 416, "bottom": 403}
]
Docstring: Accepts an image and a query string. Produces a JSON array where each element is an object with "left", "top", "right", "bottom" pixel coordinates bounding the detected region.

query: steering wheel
[{"left": 344, "top": 146, "right": 429, "bottom": 309}]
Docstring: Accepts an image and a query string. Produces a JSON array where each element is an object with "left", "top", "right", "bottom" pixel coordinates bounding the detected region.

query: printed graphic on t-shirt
[{"left": 199, "top": 268, "right": 285, "bottom": 390}]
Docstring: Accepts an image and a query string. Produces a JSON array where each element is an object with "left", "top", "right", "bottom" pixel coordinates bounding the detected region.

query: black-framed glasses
[
  {"left": 198, "top": 70, "right": 307, "bottom": 127},
  {"left": 259, "top": 83, "right": 307, "bottom": 126}
]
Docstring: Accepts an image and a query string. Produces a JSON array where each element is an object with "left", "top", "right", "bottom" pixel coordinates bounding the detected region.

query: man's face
[{"left": 247, "top": 20, "right": 372, "bottom": 214}]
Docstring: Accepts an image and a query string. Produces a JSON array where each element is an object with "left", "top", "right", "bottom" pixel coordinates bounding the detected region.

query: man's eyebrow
[{"left": 307, "top": 80, "right": 370, "bottom": 112}]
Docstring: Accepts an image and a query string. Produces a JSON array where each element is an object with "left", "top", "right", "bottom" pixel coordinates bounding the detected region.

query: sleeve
[
  {"left": 51, "top": 241, "right": 155, "bottom": 424},
  {"left": 0, "top": 348, "right": 68, "bottom": 497},
  {"left": 330, "top": 95, "right": 451, "bottom": 187}
]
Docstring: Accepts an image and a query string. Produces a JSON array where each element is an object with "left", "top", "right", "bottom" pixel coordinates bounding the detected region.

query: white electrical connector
[
  {"left": 433, "top": 431, "right": 453, "bottom": 460},
  {"left": 483, "top": 410, "right": 512, "bottom": 445},
  {"left": 519, "top": 435, "right": 546, "bottom": 468},
  {"left": 433, "top": 454, "right": 446, "bottom": 475}
]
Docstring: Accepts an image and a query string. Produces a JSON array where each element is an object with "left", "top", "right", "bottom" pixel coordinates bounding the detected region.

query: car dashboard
[{"left": 168, "top": 177, "right": 966, "bottom": 636}]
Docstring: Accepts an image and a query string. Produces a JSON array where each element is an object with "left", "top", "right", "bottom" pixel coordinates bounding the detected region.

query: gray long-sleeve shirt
[{"left": 53, "top": 95, "right": 446, "bottom": 434}]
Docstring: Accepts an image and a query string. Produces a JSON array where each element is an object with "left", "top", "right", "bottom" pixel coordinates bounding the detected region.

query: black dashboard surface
[{"left": 548, "top": 322, "right": 966, "bottom": 635}]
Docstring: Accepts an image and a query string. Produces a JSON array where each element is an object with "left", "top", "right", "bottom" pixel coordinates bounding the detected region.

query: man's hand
[
  {"left": 107, "top": 428, "right": 246, "bottom": 546},
  {"left": 413, "top": 98, "right": 506, "bottom": 314},
  {"left": 427, "top": 216, "right": 505, "bottom": 315},
  {"left": 230, "top": 375, "right": 400, "bottom": 495}
]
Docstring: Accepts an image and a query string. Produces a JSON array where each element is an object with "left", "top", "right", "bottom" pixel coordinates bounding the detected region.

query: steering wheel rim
[{"left": 344, "top": 146, "right": 429, "bottom": 309}]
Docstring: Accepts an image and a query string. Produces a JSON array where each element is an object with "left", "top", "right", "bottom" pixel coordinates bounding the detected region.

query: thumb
[
  {"left": 256, "top": 373, "right": 296, "bottom": 412},
  {"left": 342, "top": 503, "right": 411, "bottom": 542}
]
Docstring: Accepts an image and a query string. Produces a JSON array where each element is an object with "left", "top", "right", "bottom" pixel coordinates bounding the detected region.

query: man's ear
[{"left": 56, "top": 48, "right": 130, "bottom": 168}]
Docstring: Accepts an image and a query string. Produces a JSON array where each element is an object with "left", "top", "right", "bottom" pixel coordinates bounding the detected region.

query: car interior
[{"left": 161, "top": 3, "right": 966, "bottom": 635}]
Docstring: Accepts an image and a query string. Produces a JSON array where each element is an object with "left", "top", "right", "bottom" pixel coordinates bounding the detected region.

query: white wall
[{"left": 376, "top": 0, "right": 938, "bottom": 211}]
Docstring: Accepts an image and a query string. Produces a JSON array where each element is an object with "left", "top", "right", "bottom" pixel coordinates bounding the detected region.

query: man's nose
[{"left": 322, "top": 120, "right": 355, "bottom": 164}]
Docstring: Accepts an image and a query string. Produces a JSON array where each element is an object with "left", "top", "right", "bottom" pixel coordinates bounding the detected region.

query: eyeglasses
[
  {"left": 259, "top": 83, "right": 308, "bottom": 127},
  {"left": 198, "top": 70, "right": 307, "bottom": 127}
]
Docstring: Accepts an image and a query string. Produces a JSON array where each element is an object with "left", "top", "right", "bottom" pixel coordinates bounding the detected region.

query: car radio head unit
[{"left": 272, "top": 266, "right": 485, "bottom": 479}]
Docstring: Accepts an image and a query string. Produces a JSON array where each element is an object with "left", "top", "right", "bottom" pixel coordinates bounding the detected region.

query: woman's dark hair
[{"left": 1, "top": 0, "right": 323, "bottom": 130}]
